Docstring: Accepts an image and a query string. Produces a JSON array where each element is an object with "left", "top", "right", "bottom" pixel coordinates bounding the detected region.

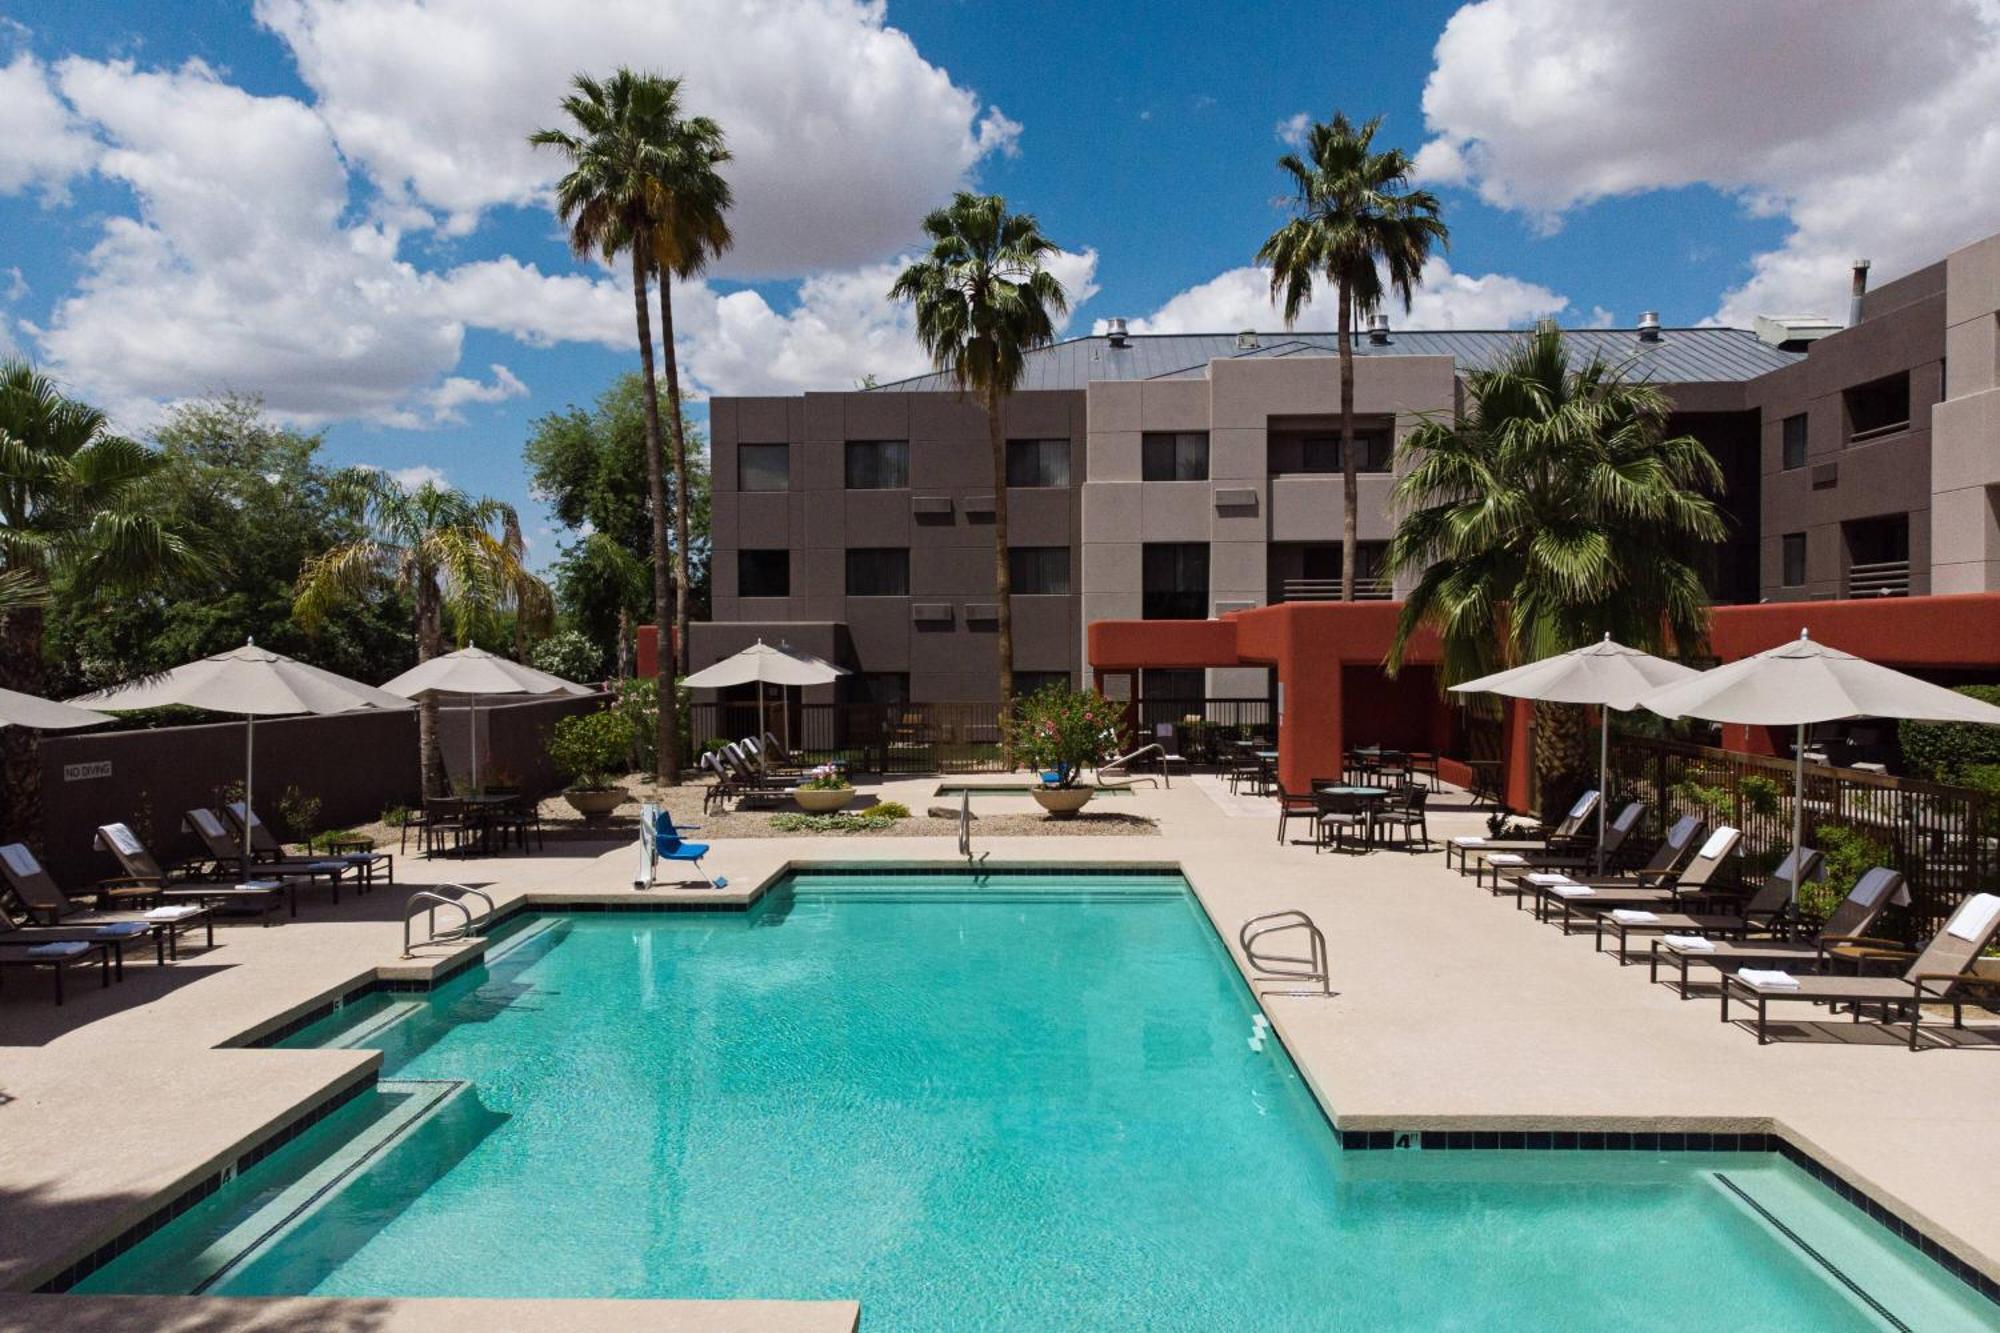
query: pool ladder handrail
[
  {"left": 1097, "top": 742, "right": 1167, "bottom": 789},
  {"left": 402, "top": 883, "right": 495, "bottom": 958},
  {"left": 1239, "top": 909, "right": 1334, "bottom": 997}
]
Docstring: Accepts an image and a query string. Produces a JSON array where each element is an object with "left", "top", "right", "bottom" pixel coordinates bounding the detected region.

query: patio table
[{"left": 1312, "top": 785, "right": 1393, "bottom": 847}]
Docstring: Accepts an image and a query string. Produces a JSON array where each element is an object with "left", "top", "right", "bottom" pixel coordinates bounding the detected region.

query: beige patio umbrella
[
  {"left": 73, "top": 638, "right": 413, "bottom": 872},
  {"left": 1642, "top": 629, "right": 2000, "bottom": 900},
  {"left": 0, "top": 687, "right": 113, "bottom": 730},
  {"left": 1451, "top": 635, "right": 1700, "bottom": 872},
  {"left": 680, "top": 639, "right": 848, "bottom": 750},
  {"left": 380, "top": 646, "right": 593, "bottom": 792}
]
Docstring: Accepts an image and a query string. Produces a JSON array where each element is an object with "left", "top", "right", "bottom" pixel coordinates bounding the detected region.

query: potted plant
[
  {"left": 1011, "top": 685, "right": 1120, "bottom": 818},
  {"left": 547, "top": 709, "right": 633, "bottom": 824},
  {"left": 793, "top": 764, "right": 855, "bottom": 814}
]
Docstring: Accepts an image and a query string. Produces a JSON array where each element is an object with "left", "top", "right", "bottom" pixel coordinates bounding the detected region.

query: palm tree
[
  {"left": 532, "top": 69, "right": 728, "bottom": 785},
  {"left": 295, "top": 471, "right": 552, "bottom": 797},
  {"left": 1257, "top": 113, "right": 1448, "bottom": 600},
  {"left": 1383, "top": 326, "right": 1725, "bottom": 806},
  {"left": 890, "top": 193, "right": 1068, "bottom": 761}
]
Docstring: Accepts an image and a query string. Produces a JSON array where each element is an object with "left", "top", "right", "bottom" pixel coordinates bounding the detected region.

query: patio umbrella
[
  {"left": 1450, "top": 635, "right": 1700, "bottom": 872},
  {"left": 0, "top": 687, "right": 112, "bottom": 730},
  {"left": 73, "top": 638, "right": 412, "bottom": 872},
  {"left": 380, "top": 647, "right": 593, "bottom": 792},
  {"left": 680, "top": 640, "right": 848, "bottom": 750},
  {"left": 1641, "top": 629, "right": 2000, "bottom": 901}
]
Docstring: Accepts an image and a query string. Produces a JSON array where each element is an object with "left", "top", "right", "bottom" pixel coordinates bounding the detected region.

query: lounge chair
[
  {"left": 186, "top": 810, "right": 347, "bottom": 906},
  {"left": 1523, "top": 825, "right": 1740, "bottom": 935},
  {"left": 1446, "top": 789, "right": 1601, "bottom": 873},
  {"left": 635, "top": 805, "right": 723, "bottom": 889},
  {"left": 1470, "top": 802, "right": 1646, "bottom": 887},
  {"left": 1592, "top": 847, "right": 1824, "bottom": 962},
  {"left": 0, "top": 843, "right": 207, "bottom": 965},
  {"left": 97, "top": 822, "right": 288, "bottom": 921},
  {"left": 1720, "top": 892, "right": 2000, "bottom": 1048},
  {"left": 1490, "top": 813, "right": 1703, "bottom": 905},
  {"left": 226, "top": 804, "right": 389, "bottom": 889},
  {"left": 0, "top": 937, "right": 115, "bottom": 1005},
  {"left": 1650, "top": 867, "right": 1910, "bottom": 998}
]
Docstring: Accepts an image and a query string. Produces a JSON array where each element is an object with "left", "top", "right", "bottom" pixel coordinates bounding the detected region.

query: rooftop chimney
[
  {"left": 1106, "top": 317, "right": 1129, "bottom": 348},
  {"left": 1367, "top": 313, "right": 1391, "bottom": 345},
  {"left": 1849, "top": 259, "right": 1871, "bottom": 326},
  {"left": 1235, "top": 329, "right": 1260, "bottom": 350},
  {"left": 1637, "top": 311, "right": 1662, "bottom": 342}
]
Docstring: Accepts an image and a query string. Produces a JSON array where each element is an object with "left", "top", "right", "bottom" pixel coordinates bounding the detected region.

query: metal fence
[{"left": 1609, "top": 736, "right": 2000, "bottom": 942}]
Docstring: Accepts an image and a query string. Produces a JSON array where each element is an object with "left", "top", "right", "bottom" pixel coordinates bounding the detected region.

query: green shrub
[
  {"left": 1809, "top": 823, "right": 1892, "bottom": 923},
  {"left": 769, "top": 811, "right": 900, "bottom": 833},
  {"left": 1670, "top": 778, "right": 1730, "bottom": 818},
  {"left": 276, "top": 784, "right": 321, "bottom": 846},
  {"left": 381, "top": 804, "right": 414, "bottom": 828},
  {"left": 548, "top": 708, "right": 635, "bottom": 790},
  {"left": 530, "top": 629, "right": 606, "bottom": 684},
  {"left": 1958, "top": 763, "right": 2000, "bottom": 798},
  {"left": 871, "top": 800, "right": 912, "bottom": 820},
  {"left": 1739, "top": 775, "right": 1783, "bottom": 818},
  {"left": 1008, "top": 685, "right": 1122, "bottom": 788},
  {"left": 1899, "top": 685, "right": 2000, "bottom": 782}
]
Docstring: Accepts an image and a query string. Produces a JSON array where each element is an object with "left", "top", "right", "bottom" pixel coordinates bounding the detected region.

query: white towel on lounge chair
[
  {"left": 1548, "top": 883, "right": 1596, "bottom": 898},
  {"left": 1451, "top": 836, "right": 1485, "bottom": 846},
  {"left": 1662, "top": 934, "right": 1714, "bottom": 952},
  {"left": 1737, "top": 968, "right": 1800, "bottom": 990},
  {"left": 1611, "top": 909, "right": 1658, "bottom": 924},
  {"left": 143, "top": 905, "right": 201, "bottom": 921},
  {"left": 1945, "top": 892, "right": 2000, "bottom": 943},
  {"left": 1486, "top": 853, "right": 1526, "bottom": 865},
  {"left": 1697, "top": 827, "right": 1740, "bottom": 860},
  {"left": 1524, "top": 873, "right": 1574, "bottom": 886}
]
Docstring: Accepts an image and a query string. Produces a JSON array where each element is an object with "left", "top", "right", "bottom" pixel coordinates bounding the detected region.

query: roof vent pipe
[
  {"left": 1236, "top": 329, "right": 1259, "bottom": 350},
  {"left": 1367, "top": 313, "right": 1391, "bottom": 345},
  {"left": 1106, "top": 317, "right": 1129, "bottom": 348},
  {"left": 1637, "top": 311, "right": 1662, "bottom": 342},
  {"left": 1849, "top": 259, "right": 1870, "bottom": 326}
]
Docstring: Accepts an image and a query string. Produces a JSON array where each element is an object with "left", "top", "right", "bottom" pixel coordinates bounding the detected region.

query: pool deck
[{"left": 2, "top": 775, "right": 1997, "bottom": 1324}]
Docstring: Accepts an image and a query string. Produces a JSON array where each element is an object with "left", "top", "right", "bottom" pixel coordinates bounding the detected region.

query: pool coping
[{"left": 23, "top": 857, "right": 2000, "bottom": 1313}]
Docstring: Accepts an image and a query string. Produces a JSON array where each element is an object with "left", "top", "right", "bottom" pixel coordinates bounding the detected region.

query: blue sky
[{"left": 3, "top": 1, "right": 1995, "bottom": 567}]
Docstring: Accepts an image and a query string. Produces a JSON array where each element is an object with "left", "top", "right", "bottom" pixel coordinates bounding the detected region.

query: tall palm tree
[
  {"left": 1383, "top": 326, "right": 1725, "bottom": 805},
  {"left": 890, "top": 193, "right": 1068, "bottom": 761},
  {"left": 532, "top": 69, "right": 722, "bottom": 785},
  {"left": 1258, "top": 113, "right": 1448, "bottom": 600},
  {"left": 295, "top": 471, "right": 552, "bottom": 797}
]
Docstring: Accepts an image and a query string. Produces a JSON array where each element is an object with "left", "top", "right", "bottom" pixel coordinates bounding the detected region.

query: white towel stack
[
  {"left": 1487, "top": 853, "right": 1526, "bottom": 865},
  {"left": 143, "top": 905, "right": 199, "bottom": 921},
  {"left": 1451, "top": 836, "right": 1486, "bottom": 847},
  {"left": 1610, "top": 909, "right": 1659, "bottom": 924},
  {"left": 1525, "top": 872, "right": 1574, "bottom": 886},
  {"left": 1662, "top": 934, "right": 1714, "bottom": 952},
  {"left": 1549, "top": 883, "right": 1596, "bottom": 898},
  {"left": 1736, "top": 968, "right": 1800, "bottom": 991}
]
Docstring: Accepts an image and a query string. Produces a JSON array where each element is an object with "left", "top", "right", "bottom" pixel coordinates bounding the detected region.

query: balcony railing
[
  {"left": 1280, "top": 577, "right": 1392, "bottom": 602},
  {"left": 1846, "top": 559, "right": 1910, "bottom": 598}
]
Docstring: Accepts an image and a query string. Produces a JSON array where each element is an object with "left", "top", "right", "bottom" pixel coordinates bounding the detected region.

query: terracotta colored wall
[{"left": 1709, "top": 593, "right": 2000, "bottom": 668}]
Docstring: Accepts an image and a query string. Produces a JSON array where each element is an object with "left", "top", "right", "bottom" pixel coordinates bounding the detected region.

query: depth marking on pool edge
[{"left": 1711, "top": 1172, "right": 1912, "bottom": 1332}]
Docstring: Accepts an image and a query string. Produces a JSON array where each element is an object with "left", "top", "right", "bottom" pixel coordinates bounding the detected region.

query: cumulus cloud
[
  {"left": 1274, "top": 112, "right": 1310, "bottom": 147},
  {"left": 389, "top": 463, "right": 447, "bottom": 490},
  {"left": 0, "top": 52, "right": 97, "bottom": 198},
  {"left": 253, "top": 0, "right": 1021, "bottom": 272},
  {"left": 1100, "top": 258, "right": 1567, "bottom": 335},
  {"left": 1414, "top": 0, "right": 2000, "bottom": 321}
]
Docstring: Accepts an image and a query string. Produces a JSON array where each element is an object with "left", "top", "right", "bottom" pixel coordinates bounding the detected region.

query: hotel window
[
  {"left": 845, "top": 440, "right": 909, "bottom": 489},
  {"left": 737, "top": 443, "right": 789, "bottom": 492},
  {"left": 738, "top": 549, "right": 790, "bottom": 598},
  {"left": 1843, "top": 372, "right": 1910, "bottom": 443},
  {"left": 1008, "top": 546, "right": 1071, "bottom": 595},
  {"left": 845, "top": 547, "right": 910, "bottom": 596},
  {"left": 1014, "top": 671, "right": 1073, "bottom": 696},
  {"left": 1142, "top": 542, "right": 1209, "bottom": 620},
  {"left": 1006, "top": 438, "right": 1071, "bottom": 488},
  {"left": 1142, "top": 431, "right": 1210, "bottom": 481},
  {"left": 1780, "top": 414, "right": 1807, "bottom": 471},
  {"left": 1781, "top": 533, "right": 1807, "bottom": 588},
  {"left": 1270, "top": 427, "right": 1393, "bottom": 475}
]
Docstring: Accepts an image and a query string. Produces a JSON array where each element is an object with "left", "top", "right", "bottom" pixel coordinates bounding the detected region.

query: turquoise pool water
[{"left": 81, "top": 873, "right": 1994, "bottom": 1329}]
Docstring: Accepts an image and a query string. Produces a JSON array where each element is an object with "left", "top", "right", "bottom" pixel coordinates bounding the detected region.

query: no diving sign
[{"left": 63, "top": 760, "right": 112, "bottom": 782}]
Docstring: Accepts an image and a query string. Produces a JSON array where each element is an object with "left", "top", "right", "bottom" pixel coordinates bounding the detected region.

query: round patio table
[{"left": 1312, "top": 784, "right": 1393, "bottom": 846}]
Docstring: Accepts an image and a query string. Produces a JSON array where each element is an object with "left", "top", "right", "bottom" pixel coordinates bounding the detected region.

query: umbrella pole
[
  {"left": 242, "top": 714, "right": 254, "bottom": 880},
  {"left": 757, "top": 685, "right": 767, "bottom": 750},
  {"left": 471, "top": 699, "right": 480, "bottom": 795},
  {"left": 1792, "top": 721, "right": 1806, "bottom": 906},
  {"left": 1596, "top": 706, "right": 1609, "bottom": 875}
]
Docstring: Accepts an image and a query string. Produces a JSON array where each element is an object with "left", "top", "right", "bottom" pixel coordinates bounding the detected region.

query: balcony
[
  {"left": 1845, "top": 559, "right": 1910, "bottom": 598},
  {"left": 1280, "top": 577, "right": 1392, "bottom": 602}
]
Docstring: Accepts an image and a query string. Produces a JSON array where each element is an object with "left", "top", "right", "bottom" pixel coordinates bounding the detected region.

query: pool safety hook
[{"left": 1239, "top": 910, "right": 1335, "bottom": 998}]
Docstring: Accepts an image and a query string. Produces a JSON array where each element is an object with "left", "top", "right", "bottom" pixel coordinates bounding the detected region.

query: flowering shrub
[
  {"left": 799, "top": 763, "right": 851, "bottom": 792},
  {"left": 1009, "top": 685, "right": 1122, "bottom": 789}
]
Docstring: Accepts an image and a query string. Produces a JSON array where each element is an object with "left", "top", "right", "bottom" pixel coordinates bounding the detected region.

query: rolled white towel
[
  {"left": 1548, "top": 883, "right": 1596, "bottom": 898},
  {"left": 1662, "top": 934, "right": 1714, "bottom": 952},
  {"left": 237, "top": 879, "right": 283, "bottom": 891},
  {"left": 1610, "top": 909, "right": 1659, "bottom": 924},
  {"left": 143, "top": 905, "right": 200, "bottom": 921},
  {"left": 1486, "top": 853, "right": 1526, "bottom": 865},
  {"left": 1451, "top": 836, "right": 1485, "bottom": 847},
  {"left": 1737, "top": 968, "right": 1800, "bottom": 991},
  {"left": 1525, "top": 872, "right": 1575, "bottom": 886}
]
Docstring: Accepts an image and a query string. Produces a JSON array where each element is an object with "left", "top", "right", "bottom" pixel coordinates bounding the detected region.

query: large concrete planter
[
  {"left": 563, "top": 788, "right": 626, "bottom": 825},
  {"left": 794, "top": 787, "right": 855, "bottom": 814},
  {"left": 1031, "top": 787, "right": 1094, "bottom": 819}
]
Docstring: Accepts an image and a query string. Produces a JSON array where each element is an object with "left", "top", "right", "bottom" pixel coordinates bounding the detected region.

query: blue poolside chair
[{"left": 635, "top": 805, "right": 726, "bottom": 890}]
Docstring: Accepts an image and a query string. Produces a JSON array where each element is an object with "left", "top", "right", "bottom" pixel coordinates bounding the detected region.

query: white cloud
[
  {"left": 0, "top": 52, "right": 97, "bottom": 198},
  {"left": 1275, "top": 112, "right": 1310, "bottom": 147},
  {"left": 389, "top": 463, "right": 447, "bottom": 490},
  {"left": 1415, "top": 0, "right": 2000, "bottom": 321},
  {"left": 427, "top": 258, "right": 631, "bottom": 350},
  {"left": 252, "top": 0, "right": 1021, "bottom": 272},
  {"left": 1101, "top": 258, "right": 1566, "bottom": 334}
]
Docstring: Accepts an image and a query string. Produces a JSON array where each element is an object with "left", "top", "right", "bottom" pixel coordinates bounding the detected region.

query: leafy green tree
[
  {"left": 1384, "top": 327, "right": 1724, "bottom": 809},
  {"left": 295, "top": 472, "right": 553, "bottom": 796},
  {"left": 531, "top": 628, "right": 607, "bottom": 684},
  {"left": 890, "top": 192, "right": 1069, "bottom": 762},
  {"left": 1257, "top": 113, "right": 1448, "bottom": 600}
]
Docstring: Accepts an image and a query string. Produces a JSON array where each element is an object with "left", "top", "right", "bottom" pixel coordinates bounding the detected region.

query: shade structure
[
  {"left": 1642, "top": 630, "right": 2000, "bottom": 900},
  {"left": 0, "top": 687, "right": 113, "bottom": 731},
  {"left": 680, "top": 640, "right": 849, "bottom": 750},
  {"left": 380, "top": 647, "right": 593, "bottom": 791},
  {"left": 74, "top": 640, "right": 412, "bottom": 871},
  {"left": 1451, "top": 636, "right": 1700, "bottom": 871}
]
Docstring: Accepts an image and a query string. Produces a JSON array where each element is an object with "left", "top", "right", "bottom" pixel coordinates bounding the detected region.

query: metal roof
[{"left": 869, "top": 327, "right": 1803, "bottom": 392}]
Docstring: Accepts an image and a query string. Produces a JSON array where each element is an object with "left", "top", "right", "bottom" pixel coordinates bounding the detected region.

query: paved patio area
[{"left": 2, "top": 774, "right": 1995, "bottom": 1325}]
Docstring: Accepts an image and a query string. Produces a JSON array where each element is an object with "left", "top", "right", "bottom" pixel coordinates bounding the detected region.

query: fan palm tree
[
  {"left": 890, "top": 193, "right": 1069, "bottom": 761},
  {"left": 1258, "top": 113, "right": 1448, "bottom": 600},
  {"left": 1383, "top": 326, "right": 1726, "bottom": 806},
  {"left": 295, "top": 471, "right": 552, "bottom": 797},
  {"left": 532, "top": 69, "right": 729, "bottom": 785}
]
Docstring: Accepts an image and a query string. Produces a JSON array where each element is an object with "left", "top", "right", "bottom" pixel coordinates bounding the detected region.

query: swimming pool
[{"left": 79, "top": 872, "right": 1995, "bottom": 1328}]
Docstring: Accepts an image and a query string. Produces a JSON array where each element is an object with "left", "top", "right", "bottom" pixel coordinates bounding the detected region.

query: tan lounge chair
[
  {"left": 97, "top": 822, "right": 289, "bottom": 922},
  {"left": 0, "top": 842, "right": 210, "bottom": 964},
  {"left": 1592, "top": 847, "right": 1824, "bottom": 962},
  {"left": 1446, "top": 789, "right": 1600, "bottom": 873},
  {"left": 225, "top": 803, "right": 390, "bottom": 889},
  {"left": 1470, "top": 801, "right": 1646, "bottom": 890},
  {"left": 0, "top": 934, "right": 116, "bottom": 1005},
  {"left": 186, "top": 809, "right": 348, "bottom": 905},
  {"left": 1649, "top": 867, "right": 1910, "bottom": 998},
  {"left": 1720, "top": 891, "right": 2000, "bottom": 1048},
  {"left": 1496, "top": 813, "right": 1704, "bottom": 910},
  {"left": 1526, "top": 825, "right": 1740, "bottom": 935}
]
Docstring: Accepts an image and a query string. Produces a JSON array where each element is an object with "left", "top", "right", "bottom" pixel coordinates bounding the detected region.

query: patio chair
[
  {"left": 1373, "top": 785, "right": 1430, "bottom": 851},
  {"left": 1523, "top": 825, "right": 1740, "bottom": 935},
  {"left": 1408, "top": 752, "right": 1441, "bottom": 791},
  {"left": 635, "top": 805, "right": 724, "bottom": 889},
  {"left": 1650, "top": 867, "right": 1909, "bottom": 998},
  {"left": 185, "top": 809, "right": 347, "bottom": 903},
  {"left": 86, "top": 821, "right": 180, "bottom": 909},
  {"left": 1315, "top": 790, "right": 1371, "bottom": 853},
  {"left": 1227, "top": 748, "right": 1266, "bottom": 796},
  {"left": 1275, "top": 784, "right": 1323, "bottom": 845},
  {"left": 1484, "top": 811, "right": 1700, "bottom": 900},
  {"left": 1447, "top": 789, "right": 1601, "bottom": 873},
  {"left": 1720, "top": 891, "right": 2000, "bottom": 1048},
  {"left": 1471, "top": 802, "right": 1648, "bottom": 887},
  {"left": 0, "top": 937, "right": 116, "bottom": 1005},
  {"left": 227, "top": 803, "right": 390, "bottom": 887},
  {"left": 1593, "top": 847, "right": 1825, "bottom": 962},
  {"left": 419, "top": 798, "right": 471, "bottom": 858},
  {"left": 0, "top": 843, "right": 208, "bottom": 965}
]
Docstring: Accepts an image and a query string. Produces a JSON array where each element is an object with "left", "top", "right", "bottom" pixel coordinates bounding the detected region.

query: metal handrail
[
  {"left": 1239, "top": 910, "right": 1334, "bottom": 997},
  {"left": 402, "top": 883, "right": 495, "bottom": 959},
  {"left": 1846, "top": 558, "right": 1910, "bottom": 597},
  {"left": 1098, "top": 742, "right": 1168, "bottom": 788}
]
